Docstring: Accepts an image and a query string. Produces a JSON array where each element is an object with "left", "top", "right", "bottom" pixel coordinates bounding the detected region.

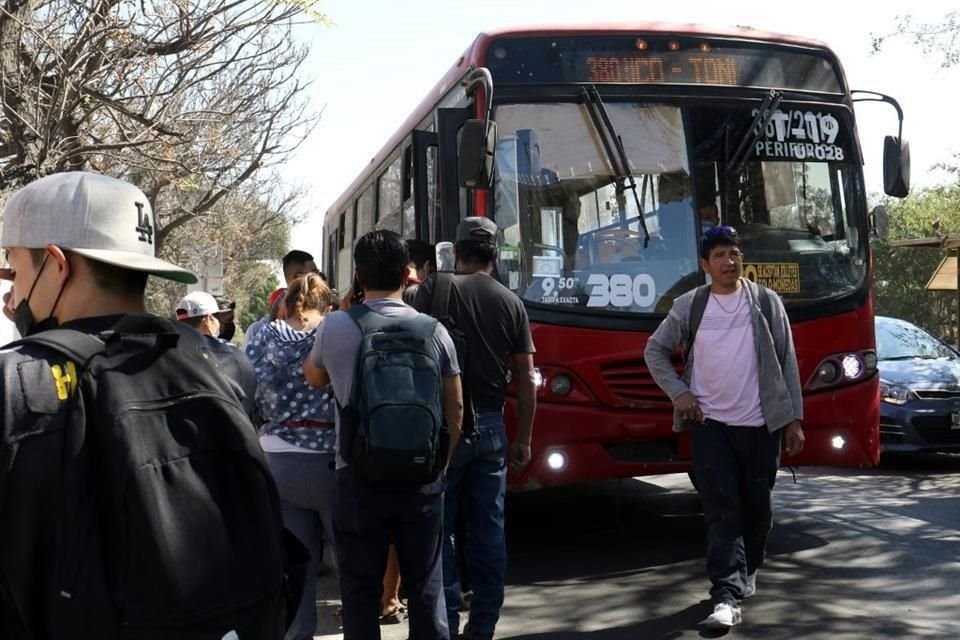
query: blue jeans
[
  {"left": 334, "top": 468, "right": 449, "bottom": 640},
  {"left": 691, "top": 420, "right": 781, "bottom": 605},
  {"left": 443, "top": 411, "right": 508, "bottom": 637}
]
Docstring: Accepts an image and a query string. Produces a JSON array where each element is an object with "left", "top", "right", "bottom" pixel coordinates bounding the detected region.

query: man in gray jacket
[{"left": 644, "top": 225, "right": 805, "bottom": 630}]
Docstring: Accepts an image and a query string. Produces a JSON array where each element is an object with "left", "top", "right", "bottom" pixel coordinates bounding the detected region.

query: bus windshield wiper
[
  {"left": 581, "top": 86, "right": 650, "bottom": 248},
  {"left": 726, "top": 89, "right": 783, "bottom": 174}
]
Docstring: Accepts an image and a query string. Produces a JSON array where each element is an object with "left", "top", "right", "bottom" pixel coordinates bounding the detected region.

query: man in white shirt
[{"left": 645, "top": 226, "right": 804, "bottom": 630}]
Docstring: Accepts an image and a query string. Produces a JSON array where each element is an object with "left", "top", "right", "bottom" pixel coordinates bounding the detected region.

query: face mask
[
  {"left": 14, "top": 253, "right": 66, "bottom": 337},
  {"left": 219, "top": 321, "right": 236, "bottom": 342}
]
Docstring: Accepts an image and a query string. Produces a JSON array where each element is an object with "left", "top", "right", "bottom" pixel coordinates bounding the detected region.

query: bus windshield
[
  {"left": 493, "top": 102, "right": 700, "bottom": 314},
  {"left": 492, "top": 101, "right": 867, "bottom": 314}
]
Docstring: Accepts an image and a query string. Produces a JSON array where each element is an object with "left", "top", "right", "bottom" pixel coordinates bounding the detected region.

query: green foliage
[
  {"left": 239, "top": 271, "right": 281, "bottom": 331},
  {"left": 872, "top": 185, "right": 960, "bottom": 345}
]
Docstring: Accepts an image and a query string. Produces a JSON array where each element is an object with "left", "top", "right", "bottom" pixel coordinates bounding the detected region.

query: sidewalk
[{"left": 311, "top": 569, "right": 409, "bottom": 640}]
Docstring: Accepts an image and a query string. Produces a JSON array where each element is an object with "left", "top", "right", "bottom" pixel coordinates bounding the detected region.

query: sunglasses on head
[{"left": 703, "top": 225, "right": 738, "bottom": 239}]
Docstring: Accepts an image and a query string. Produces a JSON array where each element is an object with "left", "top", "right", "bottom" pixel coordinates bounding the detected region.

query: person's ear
[{"left": 46, "top": 245, "right": 72, "bottom": 287}]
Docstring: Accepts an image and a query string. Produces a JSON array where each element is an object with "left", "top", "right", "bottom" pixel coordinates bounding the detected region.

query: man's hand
[
  {"left": 509, "top": 441, "right": 531, "bottom": 473},
  {"left": 783, "top": 420, "right": 805, "bottom": 456},
  {"left": 673, "top": 391, "right": 704, "bottom": 423}
]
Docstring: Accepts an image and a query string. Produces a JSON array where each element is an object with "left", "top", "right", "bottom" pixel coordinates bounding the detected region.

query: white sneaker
[
  {"left": 705, "top": 602, "right": 742, "bottom": 629},
  {"left": 743, "top": 571, "right": 758, "bottom": 598}
]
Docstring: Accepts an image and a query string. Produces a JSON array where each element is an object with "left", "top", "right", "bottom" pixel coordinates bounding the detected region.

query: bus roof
[
  {"left": 474, "top": 22, "right": 833, "bottom": 50},
  {"left": 324, "top": 23, "right": 840, "bottom": 220}
]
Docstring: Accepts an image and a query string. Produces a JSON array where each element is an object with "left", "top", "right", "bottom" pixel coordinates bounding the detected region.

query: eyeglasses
[{"left": 703, "top": 225, "right": 738, "bottom": 239}]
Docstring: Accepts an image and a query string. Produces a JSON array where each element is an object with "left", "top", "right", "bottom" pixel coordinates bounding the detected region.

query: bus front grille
[{"left": 599, "top": 358, "right": 679, "bottom": 406}]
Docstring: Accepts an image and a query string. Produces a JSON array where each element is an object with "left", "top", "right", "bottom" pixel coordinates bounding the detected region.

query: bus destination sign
[
  {"left": 486, "top": 37, "right": 844, "bottom": 93},
  {"left": 580, "top": 53, "right": 741, "bottom": 85}
]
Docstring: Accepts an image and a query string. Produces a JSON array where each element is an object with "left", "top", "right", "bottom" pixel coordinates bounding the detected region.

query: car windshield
[
  {"left": 876, "top": 320, "right": 957, "bottom": 360},
  {"left": 492, "top": 101, "right": 869, "bottom": 315}
]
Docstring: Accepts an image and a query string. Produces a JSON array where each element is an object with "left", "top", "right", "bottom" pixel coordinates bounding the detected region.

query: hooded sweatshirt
[{"left": 244, "top": 318, "right": 336, "bottom": 453}]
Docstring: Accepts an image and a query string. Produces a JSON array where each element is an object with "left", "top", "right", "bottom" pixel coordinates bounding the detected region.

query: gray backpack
[{"left": 339, "top": 305, "right": 445, "bottom": 488}]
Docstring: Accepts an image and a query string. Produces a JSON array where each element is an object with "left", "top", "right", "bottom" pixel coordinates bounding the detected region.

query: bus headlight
[
  {"left": 550, "top": 374, "right": 572, "bottom": 396},
  {"left": 816, "top": 361, "right": 840, "bottom": 385},
  {"left": 841, "top": 355, "right": 863, "bottom": 379},
  {"left": 806, "top": 350, "right": 876, "bottom": 392},
  {"left": 831, "top": 435, "right": 846, "bottom": 450},
  {"left": 532, "top": 368, "right": 544, "bottom": 388},
  {"left": 546, "top": 451, "right": 567, "bottom": 471}
]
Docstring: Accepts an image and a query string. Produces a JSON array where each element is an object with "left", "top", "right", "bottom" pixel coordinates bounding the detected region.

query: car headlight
[{"left": 879, "top": 379, "right": 916, "bottom": 405}]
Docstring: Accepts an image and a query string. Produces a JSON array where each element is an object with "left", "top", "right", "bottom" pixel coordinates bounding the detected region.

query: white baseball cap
[
  {"left": 175, "top": 291, "right": 228, "bottom": 320},
  {"left": 1, "top": 172, "right": 197, "bottom": 284}
]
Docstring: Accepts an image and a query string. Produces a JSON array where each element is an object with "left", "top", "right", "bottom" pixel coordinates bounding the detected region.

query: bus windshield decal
[
  {"left": 743, "top": 262, "right": 801, "bottom": 293},
  {"left": 754, "top": 109, "right": 845, "bottom": 161}
]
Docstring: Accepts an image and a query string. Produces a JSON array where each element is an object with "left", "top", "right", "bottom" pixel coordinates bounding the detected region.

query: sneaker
[
  {"left": 705, "top": 602, "right": 742, "bottom": 629},
  {"left": 743, "top": 572, "right": 758, "bottom": 598}
]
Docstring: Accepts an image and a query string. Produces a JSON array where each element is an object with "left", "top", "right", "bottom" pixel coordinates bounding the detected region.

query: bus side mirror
[
  {"left": 883, "top": 136, "right": 910, "bottom": 198},
  {"left": 871, "top": 205, "right": 889, "bottom": 239},
  {"left": 459, "top": 119, "right": 497, "bottom": 189}
]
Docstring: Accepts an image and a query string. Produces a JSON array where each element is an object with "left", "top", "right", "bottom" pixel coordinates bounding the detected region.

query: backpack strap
[
  {"left": 347, "top": 303, "right": 438, "bottom": 339},
  {"left": 431, "top": 273, "right": 454, "bottom": 321},
  {"left": 7, "top": 316, "right": 182, "bottom": 368},
  {"left": 7, "top": 329, "right": 108, "bottom": 609},
  {"left": 8, "top": 329, "right": 107, "bottom": 370},
  {"left": 684, "top": 285, "right": 710, "bottom": 366}
]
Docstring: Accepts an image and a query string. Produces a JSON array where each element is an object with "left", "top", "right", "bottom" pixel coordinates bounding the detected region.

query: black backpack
[
  {"left": 11, "top": 315, "right": 306, "bottom": 640},
  {"left": 339, "top": 304, "right": 446, "bottom": 488},
  {"left": 684, "top": 283, "right": 774, "bottom": 365},
  {"left": 430, "top": 273, "right": 478, "bottom": 437}
]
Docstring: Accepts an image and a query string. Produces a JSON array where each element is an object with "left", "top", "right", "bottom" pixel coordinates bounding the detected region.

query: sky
[{"left": 282, "top": 0, "right": 960, "bottom": 263}]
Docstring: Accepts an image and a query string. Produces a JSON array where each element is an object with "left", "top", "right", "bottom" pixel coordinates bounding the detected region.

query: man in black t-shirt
[{"left": 414, "top": 217, "right": 537, "bottom": 640}]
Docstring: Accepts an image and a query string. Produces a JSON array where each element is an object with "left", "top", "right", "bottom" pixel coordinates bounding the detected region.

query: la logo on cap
[{"left": 135, "top": 201, "right": 153, "bottom": 245}]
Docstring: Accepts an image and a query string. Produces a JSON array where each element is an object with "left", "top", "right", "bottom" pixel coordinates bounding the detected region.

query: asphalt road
[{"left": 314, "top": 453, "right": 960, "bottom": 639}]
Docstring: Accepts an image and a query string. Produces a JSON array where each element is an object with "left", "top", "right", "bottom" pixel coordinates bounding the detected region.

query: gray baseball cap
[
  {"left": 455, "top": 216, "right": 498, "bottom": 244},
  {"left": 1, "top": 172, "right": 197, "bottom": 284}
]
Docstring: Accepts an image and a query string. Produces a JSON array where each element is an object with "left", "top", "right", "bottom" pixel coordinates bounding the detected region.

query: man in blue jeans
[
  {"left": 306, "top": 230, "right": 463, "bottom": 639},
  {"left": 415, "top": 218, "right": 537, "bottom": 640}
]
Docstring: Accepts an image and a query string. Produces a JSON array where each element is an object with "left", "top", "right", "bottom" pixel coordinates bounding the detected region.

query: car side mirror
[
  {"left": 883, "top": 136, "right": 910, "bottom": 198},
  {"left": 458, "top": 119, "right": 497, "bottom": 189}
]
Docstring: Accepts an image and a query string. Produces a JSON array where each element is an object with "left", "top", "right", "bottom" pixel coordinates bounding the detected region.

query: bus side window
[
  {"left": 357, "top": 187, "right": 375, "bottom": 236},
  {"left": 337, "top": 208, "right": 353, "bottom": 291},
  {"left": 402, "top": 146, "right": 415, "bottom": 239},
  {"left": 377, "top": 156, "right": 402, "bottom": 235},
  {"left": 327, "top": 230, "right": 338, "bottom": 287}
]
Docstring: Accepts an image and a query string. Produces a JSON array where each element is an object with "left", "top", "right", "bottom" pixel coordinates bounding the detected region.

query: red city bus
[{"left": 322, "top": 24, "right": 910, "bottom": 489}]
